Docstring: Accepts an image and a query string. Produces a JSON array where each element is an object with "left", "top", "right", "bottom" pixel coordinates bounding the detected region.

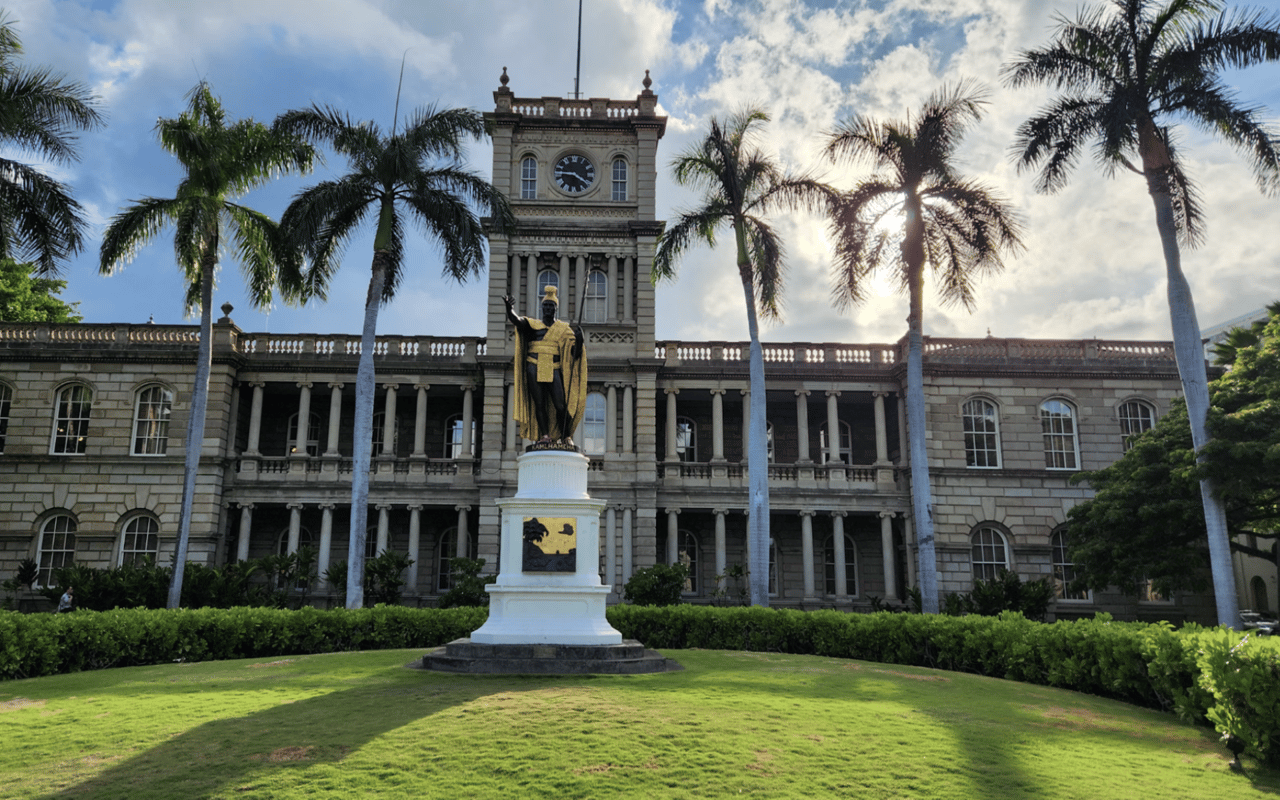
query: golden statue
[{"left": 504, "top": 285, "right": 587, "bottom": 448}]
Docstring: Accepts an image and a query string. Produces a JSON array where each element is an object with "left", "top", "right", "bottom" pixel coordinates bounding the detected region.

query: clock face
[{"left": 553, "top": 154, "right": 596, "bottom": 194}]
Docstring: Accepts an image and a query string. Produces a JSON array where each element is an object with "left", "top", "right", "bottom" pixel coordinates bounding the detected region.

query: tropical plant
[
  {"left": 274, "top": 103, "right": 514, "bottom": 608},
  {"left": 653, "top": 107, "right": 836, "bottom": 607},
  {"left": 0, "top": 16, "right": 102, "bottom": 275},
  {"left": 1004, "top": 0, "right": 1280, "bottom": 628},
  {"left": 365, "top": 550, "right": 415, "bottom": 606},
  {"left": 437, "top": 557, "right": 494, "bottom": 608},
  {"left": 623, "top": 562, "right": 689, "bottom": 607},
  {"left": 99, "top": 82, "right": 314, "bottom": 609},
  {"left": 824, "top": 82, "right": 1024, "bottom": 614},
  {"left": 1212, "top": 301, "right": 1280, "bottom": 366}
]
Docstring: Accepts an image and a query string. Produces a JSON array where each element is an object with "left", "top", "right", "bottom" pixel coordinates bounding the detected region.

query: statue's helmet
[{"left": 542, "top": 285, "right": 560, "bottom": 307}]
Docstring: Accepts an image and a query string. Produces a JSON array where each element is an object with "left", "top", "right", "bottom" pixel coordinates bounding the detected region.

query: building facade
[{"left": 0, "top": 72, "right": 1251, "bottom": 623}]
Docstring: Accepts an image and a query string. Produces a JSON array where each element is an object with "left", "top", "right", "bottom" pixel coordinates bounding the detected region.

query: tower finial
[
  {"left": 643, "top": 69, "right": 652, "bottom": 91},
  {"left": 499, "top": 66, "right": 509, "bottom": 88}
]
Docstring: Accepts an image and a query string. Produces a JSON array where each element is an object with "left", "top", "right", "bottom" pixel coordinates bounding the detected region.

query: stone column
[
  {"left": 376, "top": 504, "right": 391, "bottom": 554},
  {"left": 294, "top": 382, "right": 312, "bottom": 455},
  {"left": 832, "top": 511, "right": 848, "bottom": 600},
  {"left": 903, "top": 515, "right": 917, "bottom": 589},
  {"left": 880, "top": 511, "right": 898, "bottom": 601},
  {"left": 460, "top": 384, "right": 475, "bottom": 458},
  {"left": 506, "top": 383, "right": 519, "bottom": 451},
  {"left": 245, "top": 382, "right": 265, "bottom": 455},
  {"left": 713, "top": 508, "right": 727, "bottom": 593},
  {"left": 710, "top": 389, "right": 725, "bottom": 461},
  {"left": 664, "top": 388, "right": 679, "bottom": 461},
  {"left": 574, "top": 254, "right": 586, "bottom": 320},
  {"left": 318, "top": 504, "right": 334, "bottom": 587},
  {"left": 413, "top": 384, "right": 430, "bottom": 457},
  {"left": 826, "top": 390, "right": 842, "bottom": 463},
  {"left": 558, "top": 253, "right": 570, "bottom": 305},
  {"left": 605, "top": 506, "right": 617, "bottom": 586},
  {"left": 526, "top": 254, "right": 540, "bottom": 313},
  {"left": 456, "top": 505, "right": 471, "bottom": 558},
  {"left": 236, "top": 503, "right": 254, "bottom": 561},
  {"left": 605, "top": 384, "right": 618, "bottom": 453},
  {"left": 873, "top": 392, "right": 890, "bottom": 464},
  {"left": 623, "top": 255, "right": 634, "bottom": 322},
  {"left": 606, "top": 255, "right": 618, "bottom": 323},
  {"left": 407, "top": 504, "right": 422, "bottom": 594},
  {"left": 622, "top": 385, "right": 634, "bottom": 453},
  {"left": 287, "top": 503, "right": 303, "bottom": 554},
  {"left": 622, "top": 506, "right": 634, "bottom": 581},
  {"left": 795, "top": 389, "right": 811, "bottom": 462},
  {"left": 381, "top": 384, "right": 398, "bottom": 457},
  {"left": 800, "top": 510, "right": 816, "bottom": 600},
  {"left": 325, "top": 382, "right": 343, "bottom": 456},
  {"left": 666, "top": 508, "right": 680, "bottom": 565}
]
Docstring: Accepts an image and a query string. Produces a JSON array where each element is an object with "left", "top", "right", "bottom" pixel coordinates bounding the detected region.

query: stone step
[{"left": 419, "top": 638, "right": 683, "bottom": 675}]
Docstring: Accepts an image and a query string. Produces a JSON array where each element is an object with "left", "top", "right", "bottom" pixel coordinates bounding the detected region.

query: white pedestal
[{"left": 470, "top": 451, "right": 622, "bottom": 646}]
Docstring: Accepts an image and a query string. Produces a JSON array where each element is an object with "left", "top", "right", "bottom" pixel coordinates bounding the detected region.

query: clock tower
[{"left": 476, "top": 68, "right": 667, "bottom": 580}]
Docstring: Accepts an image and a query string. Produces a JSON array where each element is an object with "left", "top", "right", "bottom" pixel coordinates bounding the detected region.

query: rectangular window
[
  {"left": 521, "top": 157, "right": 537, "bottom": 200},
  {"left": 1040, "top": 400, "right": 1079, "bottom": 469},
  {"left": 962, "top": 399, "right": 1000, "bottom": 468},
  {"left": 611, "top": 158, "right": 627, "bottom": 201},
  {"left": 133, "top": 386, "right": 173, "bottom": 455}
]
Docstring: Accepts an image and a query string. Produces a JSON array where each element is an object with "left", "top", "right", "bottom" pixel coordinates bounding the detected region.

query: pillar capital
[
  {"left": 287, "top": 502, "right": 304, "bottom": 511},
  {"left": 879, "top": 510, "right": 897, "bottom": 520},
  {"left": 415, "top": 383, "right": 431, "bottom": 392},
  {"left": 825, "top": 389, "right": 841, "bottom": 398},
  {"left": 248, "top": 380, "right": 266, "bottom": 389},
  {"left": 455, "top": 504, "right": 472, "bottom": 513},
  {"left": 872, "top": 390, "right": 890, "bottom": 399},
  {"left": 381, "top": 383, "right": 399, "bottom": 392},
  {"left": 664, "top": 387, "right": 680, "bottom": 396},
  {"left": 712, "top": 507, "right": 729, "bottom": 516},
  {"left": 328, "top": 381, "right": 345, "bottom": 390},
  {"left": 296, "top": 381, "right": 313, "bottom": 390},
  {"left": 798, "top": 509, "right": 816, "bottom": 518},
  {"left": 795, "top": 389, "right": 810, "bottom": 398},
  {"left": 407, "top": 504, "right": 423, "bottom": 512},
  {"left": 376, "top": 503, "right": 393, "bottom": 511},
  {"left": 665, "top": 507, "right": 681, "bottom": 516},
  {"left": 319, "top": 503, "right": 336, "bottom": 511},
  {"left": 239, "top": 502, "right": 255, "bottom": 511},
  {"left": 830, "top": 510, "right": 847, "bottom": 518},
  {"left": 709, "top": 388, "right": 726, "bottom": 397}
]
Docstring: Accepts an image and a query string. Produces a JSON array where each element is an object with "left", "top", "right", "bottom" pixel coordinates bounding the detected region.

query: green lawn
[{"left": 1, "top": 649, "right": 1275, "bottom": 799}]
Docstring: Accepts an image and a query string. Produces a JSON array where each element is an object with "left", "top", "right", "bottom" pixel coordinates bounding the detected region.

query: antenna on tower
[{"left": 573, "top": 0, "right": 583, "bottom": 99}]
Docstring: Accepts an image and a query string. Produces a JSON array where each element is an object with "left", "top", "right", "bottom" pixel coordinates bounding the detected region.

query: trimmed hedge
[{"left": 3, "top": 603, "right": 1278, "bottom": 763}]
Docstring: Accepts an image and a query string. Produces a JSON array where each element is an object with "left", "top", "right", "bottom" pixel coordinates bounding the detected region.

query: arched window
[
  {"left": 823, "top": 533, "right": 857, "bottom": 596},
  {"left": 365, "top": 525, "right": 380, "bottom": 559},
  {"left": 819, "top": 420, "right": 852, "bottom": 464},
  {"left": 675, "top": 416, "right": 697, "bottom": 462},
  {"left": 657, "top": 529, "right": 701, "bottom": 594},
  {"left": 1252, "top": 576, "right": 1270, "bottom": 614},
  {"left": 445, "top": 414, "right": 476, "bottom": 458},
  {"left": 119, "top": 514, "right": 160, "bottom": 566},
  {"left": 582, "top": 392, "right": 606, "bottom": 455},
  {"left": 536, "top": 268, "right": 559, "bottom": 299},
  {"left": 520, "top": 156, "right": 537, "bottom": 199},
  {"left": 51, "top": 384, "right": 92, "bottom": 455},
  {"left": 1039, "top": 399, "right": 1079, "bottom": 469},
  {"left": 1117, "top": 400, "right": 1156, "bottom": 451},
  {"left": 962, "top": 398, "right": 1001, "bottom": 468},
  {"left": 436, "top": 527, "right": 478, "bottom": 592},
  {"left": 372, "top": 411, "right": 399, "bottom": 455},
  {"left": 1050, "top": 528, "right": 1089, "bottom": 601},
  {"left": 286, "top": 411, "right": 321, "bottom": 456},
  {"left": 131, "top": 385, "right": 173, "bottom": 455},
  {"left": 0, "top": 382, "right": 12, "bottom": 454},
  {"left": 582, "top": 270, "right": 608, "bottom": 323},
  {"left": 970, "top": 525, "right": 1010, "bottom": 583},
  {"left": 275, "top": 526, "right": 316, "bottom": 557},
  {"left": 36, "top": 514, "right": 76, "bottom": 587},
  {"left": 611, "top": 157, "right": 628, "bottom": 201}
]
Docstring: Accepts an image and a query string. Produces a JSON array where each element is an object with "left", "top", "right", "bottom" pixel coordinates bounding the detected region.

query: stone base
[
  {"left": 471, "top": 585, "right": 621, "bottom": 645},
  {"left": 420, "top": 638, "right": 683, "bottom": 675}
]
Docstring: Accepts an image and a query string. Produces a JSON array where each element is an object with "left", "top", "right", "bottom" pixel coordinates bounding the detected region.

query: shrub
[
  {"left": 622, "top": 563, "right": 688, "bottom": 606},
  {"left": 942, "top": 570, "right": 1054, "bottom": 621},
  {"left": 438, "top": 558, "right": 495, "bottom": 608},
  {"left": 365, "top": 551, "right": 414, "bottom": 605}
]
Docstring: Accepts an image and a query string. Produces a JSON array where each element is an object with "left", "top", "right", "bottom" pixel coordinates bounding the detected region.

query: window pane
[
  {"left": 38, "top": 515, "right": 76, "bottom": 587},
  {"left": 962, "top": 399, "right": 1000, "bottom": 468},
  {"left": 521, "top": 157, "right": 537, "bottom": 199},
  {"left": 133, "top": 386, "right": 173, "bottom": 455},
  {"left": 53, "top": 385, "right": 92, "bottom": 454},
  {"left": 1051, "top": 530, "right": 1088, "bottom": 601},
  {"left": 1118, "top": 401, "right": 1154, "bottom": 451},
  {"left": 823, "top": 534, "right": 857, "bottom": 596},
  {"left": 445, "top": 415, "right": 475, "bottom": 458},
  {"left": 583, "top": 393, "right": 606, "bottom": 455},
  {"left": 0, "top": 383, "right": 11, "bottom": 454},
  {"left": 970, "top": 527, "right": 1008, "bottom": 583},
  {"left": 583, "top": 271, "right": 607, "bottom": 323},
  {"left": 1040, "top": 400, "right": 1078, "bottom": 469},
  {"left": 121, "top": 516, "right": 160, "bottom": 565},
  {"left": 611, "top": 158, "right": 627, "bottom": 201},
  {"left": 675, "top": 418, "right": 696, "bottom": 461}
]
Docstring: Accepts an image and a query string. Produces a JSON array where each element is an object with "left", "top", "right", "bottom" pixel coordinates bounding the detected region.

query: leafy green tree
[
  {"left": 1212, "top": 301, "right": 1280, "bottom": 366},
  {"left": 0, "top": 15, "right": 103, "bottom": 274},
  {"left": 824, "top": 82, "right": 1024, "bottom": 614},
  {"left": 274, "top": 103, "right": 514, "bottom": 609},
  {"left": 1065, "top": 307, "right": 1280, "bottom": 596},
  {"left": 1004, "top": 0, "right": 1280, "bottom": 627},
  {"left": 0, "top": 257, "right": 81, "bottom": 321},
  {"left": 100, "top": 82, "right": 314, "bottom": 609},
  {"left": 653, "top": 107, "right": 835, "bottom": 607}
]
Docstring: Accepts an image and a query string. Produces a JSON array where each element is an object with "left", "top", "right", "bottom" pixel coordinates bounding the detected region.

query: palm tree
[
  {"left": 100, "top": 83, "right": 313, "bottom": 609},
  {"left": 824, "top": 82, "right": 1024, "bottom": 614},
  {"left": 653, "top": 107, "right": 836, "bottom": 607},
  {"left": 274, "top": 104, "right": 514, "bottom": 609},
  {"left": 0, "top": 15, "right": 103, "bottom": 275},
  {"left": 1004, "top": 0, "right": 1280, "bottom": 628}
]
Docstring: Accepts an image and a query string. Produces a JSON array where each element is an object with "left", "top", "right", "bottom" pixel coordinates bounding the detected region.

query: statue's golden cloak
[{"left": 512, "top": 318, "right": 587, "bottom": 442}]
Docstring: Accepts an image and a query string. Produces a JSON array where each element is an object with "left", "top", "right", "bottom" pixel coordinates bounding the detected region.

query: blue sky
[{"left": 6, "top": 0, "right": 1279, "bottom": 345}]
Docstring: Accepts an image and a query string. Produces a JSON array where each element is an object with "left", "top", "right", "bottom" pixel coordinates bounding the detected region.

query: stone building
[{"left": 0, "top": 72, "right": 1244, "bottom": 623}]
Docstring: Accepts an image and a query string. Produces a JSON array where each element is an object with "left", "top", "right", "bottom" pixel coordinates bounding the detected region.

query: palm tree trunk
[
  {"left": 1139, "top": 122, "right": 1239, "bottom": 629},
  {"left": 346, "top": 251, "right": 387, "bottom": 609},
  {"left": 903, "top": 195, "right": 939, "bottom": 614},
  {"left": 737, "top": 224, "right": 771, "bottom": 607},
  {"left": 167, "top": 253, "right": 215, "bottom": 609}
]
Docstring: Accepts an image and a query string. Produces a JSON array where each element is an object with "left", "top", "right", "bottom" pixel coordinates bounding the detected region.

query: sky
[{"left": 5, "top": 0, "right": 1279, "bottom": 346}]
